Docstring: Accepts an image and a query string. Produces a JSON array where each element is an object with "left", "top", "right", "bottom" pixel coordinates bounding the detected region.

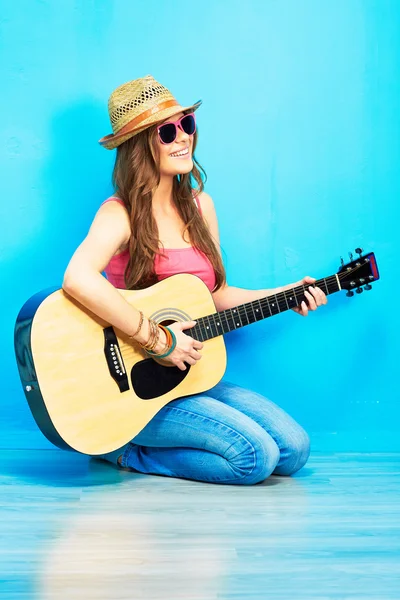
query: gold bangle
[
  {"left": 142, "top": 320, "right": 158, "bottom": 350},
  {"left": 129, "top": 310, "right": 144, "bottom": 340},
  {"left": 149, "top": 325, "right": 172, "bottom": 356},
  {"left": 147, "top": 323, "right": 161, "bottom": 351},
  {"left": 141, "top": 320, "right": 154, "bottom": 349}
]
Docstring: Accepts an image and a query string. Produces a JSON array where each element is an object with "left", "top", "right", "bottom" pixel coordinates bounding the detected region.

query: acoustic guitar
[{"left": 14, "top": 248, "right": 379, "bottom": 455}]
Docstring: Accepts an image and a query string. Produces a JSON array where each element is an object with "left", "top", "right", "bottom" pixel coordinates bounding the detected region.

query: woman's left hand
[{"left": 285, "top": 276, "right": 328, "bottom": 317}]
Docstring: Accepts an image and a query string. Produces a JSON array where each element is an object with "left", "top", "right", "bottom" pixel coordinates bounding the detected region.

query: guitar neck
[{"left": 191, "top": 274, "right": 341, "bottom": 342}]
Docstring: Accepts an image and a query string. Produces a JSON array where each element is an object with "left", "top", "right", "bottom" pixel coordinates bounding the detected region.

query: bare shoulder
[
  {"left": 196, "top": 191, "right": 220, "bottom": 244},
  {"left": 197, "top": 191, "right": 215, "bottom": 212},
  {"left": 93, "top": 199, "right": 131, "bottom": 250},
  {"left": 98, "top": 198, "right": 128, "bottom": 214},
  {"left": 96, "top": 198, "right": 130, "bottom": 222},
  {"left": 197, "top": 191, "right": 218, "bottom": 225}
]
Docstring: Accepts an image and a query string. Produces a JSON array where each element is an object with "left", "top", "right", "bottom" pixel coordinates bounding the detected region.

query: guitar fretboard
[{"left": 190, "top": 275, "right": 340, "bottom": 342}]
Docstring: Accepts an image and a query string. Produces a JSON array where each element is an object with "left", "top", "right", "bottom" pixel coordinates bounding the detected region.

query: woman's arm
[{"left": 62, "top": 201, "right": 153, "bottom": 345}]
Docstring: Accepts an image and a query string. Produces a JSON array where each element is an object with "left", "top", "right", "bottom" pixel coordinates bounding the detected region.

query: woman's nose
[{"left": 176, "top": 126, "right": 190, "bottom": 142}]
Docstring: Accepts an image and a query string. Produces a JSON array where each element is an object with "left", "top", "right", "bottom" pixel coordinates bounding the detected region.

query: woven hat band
[{"left": 117, "top": 99, "right": 179, "bottom": 136}]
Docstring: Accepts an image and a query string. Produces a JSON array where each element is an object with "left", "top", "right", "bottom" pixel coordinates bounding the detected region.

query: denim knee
[
  {"left": 274, "top": 428, "right": 311, "bottom": 476},
  {"left": 229, "top": 430, "right": 280, "bottom": 485}
]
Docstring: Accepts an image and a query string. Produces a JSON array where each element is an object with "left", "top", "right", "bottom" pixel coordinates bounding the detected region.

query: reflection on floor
[{"left": 0, "top": 450, "right": 399, "bottom": 599}]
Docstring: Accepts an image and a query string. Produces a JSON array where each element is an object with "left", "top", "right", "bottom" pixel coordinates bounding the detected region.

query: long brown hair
[{"left": 111, "top": 120, "right": 226, "bottom": 291}]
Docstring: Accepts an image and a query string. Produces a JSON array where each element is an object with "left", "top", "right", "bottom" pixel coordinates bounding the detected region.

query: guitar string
[
  {"left": 192, "top": 261, "right": 369, "bottom": 335},
  {"left": 118, "top": 261, "right": 373, "bottom": 353}
]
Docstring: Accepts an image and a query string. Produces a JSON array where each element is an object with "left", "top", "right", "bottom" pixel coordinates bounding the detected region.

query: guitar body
[{"left": 14, "top": 274, "right": 226, "bottom": 455}]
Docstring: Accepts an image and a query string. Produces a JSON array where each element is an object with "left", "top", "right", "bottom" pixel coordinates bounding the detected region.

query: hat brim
[{"left": 99, "top": 100, "right": 202, "bottom": 150}]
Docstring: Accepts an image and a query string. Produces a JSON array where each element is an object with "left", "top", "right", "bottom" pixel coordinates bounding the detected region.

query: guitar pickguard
[{"left": 131, "top": 359, "right": 190, "bottom": 400}]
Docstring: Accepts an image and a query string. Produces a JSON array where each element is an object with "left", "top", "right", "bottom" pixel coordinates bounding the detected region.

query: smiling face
[{"left": 156, "top": 111, "right": 195, "bottom": 177}]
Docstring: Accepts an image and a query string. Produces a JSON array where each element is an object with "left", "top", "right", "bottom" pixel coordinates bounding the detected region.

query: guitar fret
[
  {"left": 268, "top": 296, "right": 280, "bottom": 316},
  {"left": 226, "top": 309, "right": 237, "bottom": 330},
  {"left": 328, "top": 277, "right": 338, "bottom": 293},
  {"left": 245, "top": 302, "right": 256, "bottom": 325},
  {"left": 240, "top": 305, "right": 251, "bottom": 326},
  {"left": 221, "top": 310, "right": 230, "bottom": 333},
  {"left": 258, "top": 298, "right": 268, "bottom": 318},
  {"left": 228, "top": 308, "right": 237, "bottom": 329},
  {"left": 213, "top": 314, "right": 223, "bottom": 335},
  {"left": 276, "top": 294, "right": 285, "bottom": 312},
  {"left": 257, "top": 299, "right": 267, "bottom": 319},
  {"left": 208, "top": 314, "right": 218, "bottom": 338},
  {"left": 192, "top": 323, "right": 201, "bottom": 342},
  {"left": 285, "top": 289, "right": 298, "bottom": 309},
  {"left": 210, "top": 313, "right": 220, "bottom": 337},
  {"left": 283, "top": 290, "right": 290, "bottom": 310},
  {"left": 238, "top": 306, "right": 246, "bottom": 325},
  {"left": 233, "top": 307, "right": 243, "bottom": 328},
  {"left": 198, "top": 322, "right": 206, "bottom": 342},
  {"left": 278, "top": 293, "right": 287, "bottom": 312},
  {"left": 197, "top": 319, "right": 206, "bottom": 342},
  {"left": 250, "top": 301, "right": 257, "bottom": 323},
  {"left": 247, "top": 305, "right": 255, "bottom": 324},
  {"left": 205, "top": 314, "right": 214, "bottom": 337}
]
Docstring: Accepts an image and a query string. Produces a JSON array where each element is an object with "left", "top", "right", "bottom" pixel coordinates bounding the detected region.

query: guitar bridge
[{"left": 103, "top": 327, "right": 130, "bottom": 392}]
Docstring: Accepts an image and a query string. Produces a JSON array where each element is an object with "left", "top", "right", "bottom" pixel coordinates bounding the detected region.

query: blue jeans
[{"left": 98, "top": 380, "right": 310, "bottom": 485}]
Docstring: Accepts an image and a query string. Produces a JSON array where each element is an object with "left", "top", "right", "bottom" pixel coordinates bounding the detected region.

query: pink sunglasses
[{"left": 157, "top": 113, "right": 196, "bottom": 145}]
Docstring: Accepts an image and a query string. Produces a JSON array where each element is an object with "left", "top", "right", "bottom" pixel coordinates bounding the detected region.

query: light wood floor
[{"left": 0, "top": 450, "right": 399, "bottom": 599}]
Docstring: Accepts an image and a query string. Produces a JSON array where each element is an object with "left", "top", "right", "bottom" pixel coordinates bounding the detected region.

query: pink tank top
[{"left": 101, "top": 194, "right": 217, "bottom": 292}]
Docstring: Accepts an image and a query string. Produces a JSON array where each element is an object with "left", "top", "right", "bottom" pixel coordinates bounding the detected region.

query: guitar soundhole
[{"left": 131, "top": 358, "right": 190, "bottom": 400}]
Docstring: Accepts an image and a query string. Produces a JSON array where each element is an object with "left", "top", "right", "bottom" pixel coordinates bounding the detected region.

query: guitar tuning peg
[
  {"left": 346, "top": 290, "right": 354, "bottom": 297},
  {"left": 349, "top": 252, "right": 353, "bottom": 261},
  {"left": 355, "top": 247, "right": 363, "bottom": 258},
  {"left": 340, "top": 256, "right": 345, "bottom": 267},
  {"left": 356, "top": 287, "right": 363, "bottom": 294},
  {"left": 364, "top": 283, "right": 372, "bottom": 291}
]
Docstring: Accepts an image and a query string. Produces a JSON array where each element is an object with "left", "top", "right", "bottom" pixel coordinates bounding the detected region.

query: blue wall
[{"left": 1, "top": 0, "right": 398, "bottom": 450}]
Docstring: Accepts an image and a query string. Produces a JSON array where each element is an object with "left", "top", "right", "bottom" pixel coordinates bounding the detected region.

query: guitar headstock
[{"left": 337, "top": 248, "right": 379, "bottom": 297}]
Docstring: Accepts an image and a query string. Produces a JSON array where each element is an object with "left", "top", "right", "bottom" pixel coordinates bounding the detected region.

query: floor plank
[{"left": 0, "top": 450, "right": 399, "bottom": 599}]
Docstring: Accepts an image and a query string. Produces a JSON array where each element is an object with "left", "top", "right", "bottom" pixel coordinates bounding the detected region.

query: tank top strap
[
  {"left": 102, "top": 194, "right": 202, "bottom": 212},
  {"left": 101, "top": 196, "right": 125, "bottom": 207}
]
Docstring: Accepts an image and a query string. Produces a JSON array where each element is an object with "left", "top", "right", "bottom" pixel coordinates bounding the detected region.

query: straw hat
[{"left": 99, "top": 74, "right": 202, "bottom": 150}]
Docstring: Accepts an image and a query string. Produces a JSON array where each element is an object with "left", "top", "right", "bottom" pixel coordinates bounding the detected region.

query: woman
[{"left": 63, "top": 75, "right": 327, "bottom": 485}]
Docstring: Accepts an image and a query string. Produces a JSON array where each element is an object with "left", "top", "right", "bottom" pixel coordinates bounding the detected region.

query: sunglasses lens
[
  {"left": 159, "top": 123, "right": 177, "bottom": 144},
  {"left": 181, "top": 114, "right": 196, "bottom": 135}
]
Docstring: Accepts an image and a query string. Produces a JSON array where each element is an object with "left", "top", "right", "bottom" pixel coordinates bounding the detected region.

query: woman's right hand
[{"left": 154, "top": 320, "right": 203, "bottom": 371}]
